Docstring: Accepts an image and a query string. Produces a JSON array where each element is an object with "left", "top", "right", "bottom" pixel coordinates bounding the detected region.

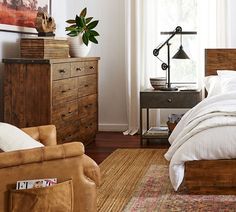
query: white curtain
[
  {"left": 124, "top": 0, "right": 228, "bottom": 135},
  {"left": 197, "top": 0, "right": 228, "bottom": 85},
  {"left": 124, "top": 0, "right": 160, "bottom": 135}
]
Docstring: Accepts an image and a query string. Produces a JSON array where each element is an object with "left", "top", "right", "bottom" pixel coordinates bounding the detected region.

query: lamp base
[{"left": 159, "top": 86, "right": 178, "bottom": 91}]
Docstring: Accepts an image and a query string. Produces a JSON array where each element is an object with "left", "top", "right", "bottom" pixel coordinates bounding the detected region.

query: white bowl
[{"left": 150, "top": 77, "right": 167, "bottom": 90}]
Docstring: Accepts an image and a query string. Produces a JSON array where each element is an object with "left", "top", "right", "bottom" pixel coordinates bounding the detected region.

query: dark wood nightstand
[{"left": 140, "top": 89, "right": 202, "bottom": 146}]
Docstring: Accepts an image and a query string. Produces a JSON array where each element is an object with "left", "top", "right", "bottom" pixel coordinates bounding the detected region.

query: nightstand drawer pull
[
  {"left": 167, "top": 98, "right": 172, "bottom": 103},
  {"left": 59, "top": 69, "right": 65, "bottom": 73},
  {"left": 76, "top": 67, "right": 82, "bottom": 71}
]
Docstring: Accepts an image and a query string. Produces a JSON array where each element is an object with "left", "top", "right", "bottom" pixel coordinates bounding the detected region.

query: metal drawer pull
[
  {"left": 61, "top": 88, "right": 71, "bottom": 93},
  {"left": 76, "top": 67, "right": 81, "bottom": 71},
  {"left": 59, "top": 69, "right": 65, "bottom": 73},
  {"left": 89, "top": 66, "right": 94, "bottom": 69},
  {"left": 61, "top": 111, "right": 72, "bottom": 118},
  {"left": 84, "top": 103, "right": 93, "bottom": 108},
  {"left": 167, "top": 98, "right": 172, "bottom": 103}
]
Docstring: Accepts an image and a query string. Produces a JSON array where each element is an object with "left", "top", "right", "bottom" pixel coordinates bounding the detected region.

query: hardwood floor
[{"left": 85, "top": 132, "right": 169, "bottom": 164}]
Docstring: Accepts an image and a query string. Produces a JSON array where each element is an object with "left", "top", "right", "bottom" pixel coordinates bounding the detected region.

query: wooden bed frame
[{"left": 184, "top": 49, "right": 236, "bottom": 194}]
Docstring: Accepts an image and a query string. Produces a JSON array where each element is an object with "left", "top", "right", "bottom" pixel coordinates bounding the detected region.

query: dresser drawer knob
[
  {"left": 59, "top": 69, "right": 65, "bottom": 73},
  {"left": 167, "top": 98, "right": 172, "bottom": 103},
  {"left": 89, "top": 66, "right": 94, "bottom": 70},
  {"left": 76, "top": 67, "right": 81, "bottom": 71},
  {"left": 61, "top": 88, "right": 71, "bottom": 93},
  {"left": 84, "top": 84, "right": 89, "bottom": 87}
]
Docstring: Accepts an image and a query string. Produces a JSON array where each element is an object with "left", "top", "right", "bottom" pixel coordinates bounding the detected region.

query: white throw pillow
[
  {"left": 217, "top": 70, "right": 236, "bottom": 77},
  {"left": 0, "top": 123, "right": 44, "bottom": 152},
  {"left": 217, "top": 70, "right": 236, "bottom": 93},
  {"left": 203, "top": 75, "right": 221, "bottom": 97}
]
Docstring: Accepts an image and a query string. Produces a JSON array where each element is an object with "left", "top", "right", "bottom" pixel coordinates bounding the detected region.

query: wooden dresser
[{"left": 3, "top": 57, "right": 100, "bottom": 145}]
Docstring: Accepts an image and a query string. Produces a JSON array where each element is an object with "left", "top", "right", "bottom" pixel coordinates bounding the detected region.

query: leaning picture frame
[{"left": 0, "top": 0, "right": 52, "bottom": 35}]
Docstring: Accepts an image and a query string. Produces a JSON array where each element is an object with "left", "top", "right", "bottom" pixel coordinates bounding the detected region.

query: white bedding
[{"left": 165, "top": 91, "right": 236, "bottom": 191}]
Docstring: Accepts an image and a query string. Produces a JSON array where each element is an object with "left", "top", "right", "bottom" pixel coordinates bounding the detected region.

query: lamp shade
[{"left": 172, "top": 45, "right": 190, "bottom": 59}]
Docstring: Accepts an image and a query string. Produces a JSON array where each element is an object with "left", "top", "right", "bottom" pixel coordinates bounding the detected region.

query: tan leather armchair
[{"left": 0, "top": 125, "right": 100, "bottom": 212}]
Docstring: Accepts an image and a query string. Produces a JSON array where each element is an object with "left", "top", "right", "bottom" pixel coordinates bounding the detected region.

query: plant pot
[{"left": 67, "top": 35, "right": 91, "bottom": 57}]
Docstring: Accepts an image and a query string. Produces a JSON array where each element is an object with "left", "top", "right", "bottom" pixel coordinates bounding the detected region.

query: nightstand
[{"left": 140, "top": 89, "right": 202, "bottom": 146}]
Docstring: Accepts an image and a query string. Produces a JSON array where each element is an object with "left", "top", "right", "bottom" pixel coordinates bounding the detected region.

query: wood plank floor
[{"left": 85, "top": 132, "right": 169, "bottom": 164}]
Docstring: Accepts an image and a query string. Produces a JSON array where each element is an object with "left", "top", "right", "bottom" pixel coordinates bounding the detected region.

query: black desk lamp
[{"left": 153, "top": 26, "right": 197, "bottom": 91}]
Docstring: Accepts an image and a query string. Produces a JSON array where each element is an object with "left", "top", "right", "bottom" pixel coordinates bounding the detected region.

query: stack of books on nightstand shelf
[{"left": 145, "top": 126, "right": 169, "bottom": 137}]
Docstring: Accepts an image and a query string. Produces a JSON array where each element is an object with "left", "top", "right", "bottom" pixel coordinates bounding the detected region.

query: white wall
[
  {"left": 0, "top": 1, "right": 67, "bottom": 121},
  {"left": 66, "top": 0, "right": 127, "bottom": 131}
]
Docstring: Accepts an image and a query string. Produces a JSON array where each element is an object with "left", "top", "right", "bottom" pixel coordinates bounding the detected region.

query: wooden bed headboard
[{"left": 205, "top": 49, "right": 236, "bottom": 76}]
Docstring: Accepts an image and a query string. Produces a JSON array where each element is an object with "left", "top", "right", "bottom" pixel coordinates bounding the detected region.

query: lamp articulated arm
[
  {"left": 153, "top": 26, "right": 182, "bottom": 58},
  {"left": 152, "top": 26, "right": 182, "bottom": 91}
]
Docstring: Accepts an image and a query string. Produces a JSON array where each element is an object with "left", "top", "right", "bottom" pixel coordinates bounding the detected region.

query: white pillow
[
  {"left": 0, "top": 123, "right": 44, "bottom": 152},
  {"left": 203, "top": 75, "right": 221, "bottom": 97},
  {"left": 217, "top": 70, "right": 236, "bottom": 77},
  {"left": 217, "top": 70, "right": 236, "bottom": 93}
]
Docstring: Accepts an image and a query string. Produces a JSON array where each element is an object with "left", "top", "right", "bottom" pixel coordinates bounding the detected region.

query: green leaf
[
  {"left": 90, "top": 30, "right": 99, "bottom": 36},
  {"left": 89, "top": 36, "right": 98, "bottom": 44},
  {"left": 82, "top": 33, "right": 89, "bottom": 46},
  {"left": 87, "top": 20, "right": 99, "bottom": 29},
  {"left": 67, "top": 31, "right": 78, "bottom": 37},
  {"left": 86, "top": 17, "right": 93, "bottom": 24},
  {"left": 80, "top": 8, "right": 87, "bottom": 17},
  {"left": 76, "top": 16, "right": 84, "bottom": 28},
  {"left": 81, "top": 17, "right": 86, "bottom": 26},
  {"left": 65, "top": 26, "right": 76, "bottom": 31},
  {"left": 66, "top": 19, "right": 76, "bottom": 24},
  {"left": 77, "top": 27, "right": 83, "bottom": 33}
]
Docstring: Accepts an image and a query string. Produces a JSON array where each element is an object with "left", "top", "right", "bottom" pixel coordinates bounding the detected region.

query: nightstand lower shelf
[
  {"left": 140, "top": 89, "right": 202, "bottom": 146},
  {"left": 142, "top": 132, "right": 169, "bottom": 139}
]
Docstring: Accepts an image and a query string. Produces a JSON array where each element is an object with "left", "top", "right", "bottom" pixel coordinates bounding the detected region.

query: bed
[{"left": 166, "top": 49, "right": 236, "bottom": 194}]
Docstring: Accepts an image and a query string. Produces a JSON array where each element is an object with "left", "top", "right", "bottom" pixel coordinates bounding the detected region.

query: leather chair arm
[
  {"left": 83, "top": 155, "right": 101, "bottom": 187},
  {"left": 0, "top": 142, "right": 84, "bottom": 169},
  {"left": 21, "top": 125, "right": 57, "bottom": 146}
]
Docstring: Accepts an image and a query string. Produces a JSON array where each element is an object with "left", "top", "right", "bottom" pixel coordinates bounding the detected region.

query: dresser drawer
[
  {"left": 77, "top": 74, "right": 97, "bottom": 97},
  {"left": 78, "top": 94, "right": 97, "bottom": 119},
  {"left": 57, "top": 121, "right": 80, "bottom": 144},
  {"left": 140, "top": 91, "right": 201, "bottom": 108},
  {"left": 52, "top": 63, "right": 71, "bottom": 80},
  {"left": 52, "top": 100, "right": 78, "bottom": 127},
  {"left": 78, "top": 115, "right": 97, "bottom": 144},
  {"left": 71, "top": 61, "right": 97, "bottom": 77},
  {"left": 52, "top": 78, "right": 77, "bottom": 105}
]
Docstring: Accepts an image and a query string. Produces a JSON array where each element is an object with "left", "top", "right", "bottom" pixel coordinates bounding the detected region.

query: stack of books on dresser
[{"left": 146, "top": 126, "right": 169, "bottom": 137}]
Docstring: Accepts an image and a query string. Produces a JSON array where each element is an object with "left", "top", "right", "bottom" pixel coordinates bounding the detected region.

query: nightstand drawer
[{"left": 140, "top": 91, "right": 201, "bottom": 108}]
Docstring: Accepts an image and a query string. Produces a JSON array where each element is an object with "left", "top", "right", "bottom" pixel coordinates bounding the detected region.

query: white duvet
[{"left": 165, "top": 91, "right": 236, "bottom": 191}]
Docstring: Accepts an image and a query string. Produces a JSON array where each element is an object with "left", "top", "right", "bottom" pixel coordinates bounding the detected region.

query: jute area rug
[{"left": 98, "top": 149, "right": 236, "bottom": 212}]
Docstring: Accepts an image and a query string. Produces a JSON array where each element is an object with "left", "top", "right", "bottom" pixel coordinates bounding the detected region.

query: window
[{"left": 144, "top": 0, "right": 197, "bottom": 84}]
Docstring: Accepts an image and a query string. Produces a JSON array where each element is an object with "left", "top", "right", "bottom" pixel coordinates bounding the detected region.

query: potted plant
[{"left": 65, "top": 8, "right": 99, "bottom": 57}]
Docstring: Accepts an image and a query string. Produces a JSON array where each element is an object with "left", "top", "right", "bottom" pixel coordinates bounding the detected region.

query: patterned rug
[{"left": 123, "top": 165, "right": 236, "bottom": 211}]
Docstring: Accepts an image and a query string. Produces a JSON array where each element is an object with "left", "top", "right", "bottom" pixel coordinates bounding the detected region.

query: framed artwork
[{"left": 0, "top": 0, "right": 51, "bottom": 34}]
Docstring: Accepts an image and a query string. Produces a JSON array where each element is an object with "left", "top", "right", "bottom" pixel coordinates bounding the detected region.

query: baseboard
[{"left": 98, "top": 123, "right": 128, "bottom": 132}]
